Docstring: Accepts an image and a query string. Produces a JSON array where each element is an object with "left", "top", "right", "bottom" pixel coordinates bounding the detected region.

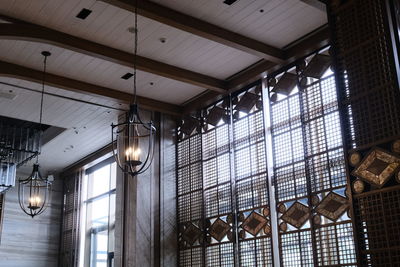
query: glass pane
[
  {"left": 108, "top": 192, "right": 116, "bottom": 253},
  {"left": 90, "top": 229, "right": 108, "bottom": 267},
  {"left": 88, "top": 164, "right": 111, "bottom": 198},
  {"left": 110, "top": 162, "right": 116, "bottom": 190},
  {"left": 88, "top": 196, "right": 109, "bottom": 228}
]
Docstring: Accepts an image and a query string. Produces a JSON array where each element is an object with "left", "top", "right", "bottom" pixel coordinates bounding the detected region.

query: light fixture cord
[
  {"left": 133, "top": 0, "right": 138, "bottom": 105},
  {"left": 37, "top": 55, "right": 48, "bottom": 163}
]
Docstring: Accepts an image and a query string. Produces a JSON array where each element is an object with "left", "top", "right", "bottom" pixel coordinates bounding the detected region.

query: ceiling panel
[
  {"left": 0, "top": 0, "right": 260, "bottom": 79},
  {"left": 151, "top": 0, "right": 327, "bottom": 48},
  {"left": 0, "top": 39, "right": 207, "bottom": 105},
  {"left": 0, "top": 77, "right": 122, "bottom": 173}
]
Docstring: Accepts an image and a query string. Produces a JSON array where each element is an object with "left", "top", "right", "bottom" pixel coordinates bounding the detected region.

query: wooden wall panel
[{"left": 0, "top": 172, "right": 63, "bottom": 267}]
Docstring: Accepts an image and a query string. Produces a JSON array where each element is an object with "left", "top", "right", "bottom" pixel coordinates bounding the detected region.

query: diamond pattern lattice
[
  {"left": 316, "top": 192, "right": 348, "bottom": 221},
  {"left": 242, "top": 211, "right": 268, "bottom": 236},
  {"left": 209, "top": 218, "right": 230, "bottom": 241},
  {"left": 352, "top": 148, "right": 400, "bottom": 187},
  {"left": 281, "top": 202, "right": 310, "bottom": 229},
  {"left": 182, "top": 222, "right": 202, "bottom": 246}
]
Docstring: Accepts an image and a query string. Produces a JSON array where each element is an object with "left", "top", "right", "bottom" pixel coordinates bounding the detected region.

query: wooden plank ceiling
[{"left": 0, "top": 0, "right": 327, "bottom": 172}]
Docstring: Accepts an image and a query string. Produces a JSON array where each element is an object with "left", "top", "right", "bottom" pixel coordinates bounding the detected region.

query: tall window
[
  {"left": 176, "top": 50, "right": 357, "bottom": 266},
  {"left": 177, "top": 83, "right": 273, "bottom": 266},
  {"left": 79, "top": 158, "right": 116, "bottom": 267}
]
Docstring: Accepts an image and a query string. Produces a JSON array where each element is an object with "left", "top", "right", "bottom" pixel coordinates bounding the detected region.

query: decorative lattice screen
[
  {"left": 328, "top": 0, "right": 400, "bottom": 265},
  {"left": 267, "top": 51, "right": 357, "bottom": 266},
  {"left": 177, "top": 82, "right": 273, "bottom": 266},
  {"left": 177, "top": 49, "right": 359, "bottom": 266}
]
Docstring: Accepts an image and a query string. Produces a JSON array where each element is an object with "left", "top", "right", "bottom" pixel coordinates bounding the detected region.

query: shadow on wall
[{"left": 0, "top": 170, "right": 63, "bottom": 267}]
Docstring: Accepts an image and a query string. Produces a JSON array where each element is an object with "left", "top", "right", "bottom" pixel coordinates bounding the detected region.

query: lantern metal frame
[
  {"left": 111, "top": 0, "right": 156, "bottom": 176},
  {"left": 111, "top": 104, "right": 156, "bottom": 176},
  {"left": 18, "top": 164, "right": 51, "bottom": 217},
  {"left": 18, "top": 51, "right": 52, "bottom": 218}
]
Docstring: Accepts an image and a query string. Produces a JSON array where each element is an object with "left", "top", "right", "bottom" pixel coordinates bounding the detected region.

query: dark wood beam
[
  {"left": 284, "top": 24, "right": 330, "bottom": 61},
  {"left": 300, "top": 0, "right": 326, "bottom": 12},
  {"left": 0, "top": 60, "right": 182, "bottom": 116},
  {"left": 99, "top": 0, "right": 285, "bottom": 62},
  {"left": 183, "top": 25, "right": 331, "bottom": 114},
  {"left": 0, "top": 19, "right": 227, "bottom": 92}
]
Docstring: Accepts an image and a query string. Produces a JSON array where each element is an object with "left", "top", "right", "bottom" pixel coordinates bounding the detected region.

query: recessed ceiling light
[
  {"left": 121, "top": 72, "right": 134, "bottom": 80},
  {"left": 260, "top": 9, "right": 264, "bottom": 13},
  {"left": 223, "top": 0, "right": 238, "bottom": 5},
  {"left": 159, "top": 37, "right": 167, "bottom": 43},
  {"left": 150, "top": 82, "right": 154, "bottom": 86},
  {"left": 76, "top": 8, "right": 92, "bottom": 20}
]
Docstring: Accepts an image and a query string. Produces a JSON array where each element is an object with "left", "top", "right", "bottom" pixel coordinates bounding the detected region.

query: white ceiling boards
[{"left": 0, "top": 0, "right": 328, "bottom": 173}]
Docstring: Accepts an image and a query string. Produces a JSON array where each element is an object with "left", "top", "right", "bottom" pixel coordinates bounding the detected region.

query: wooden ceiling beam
[
  {"left": 0, "top": 20, "right": 227, "bottom": 93},
  {"left": 0, "top": 60, "right": 182, "bottom": 116},
  {"left": 99, "top": 0, "right": 285, "bottom": 62},
  {"left": 183, "top": 25, "right": 331, "bottom": 114}
]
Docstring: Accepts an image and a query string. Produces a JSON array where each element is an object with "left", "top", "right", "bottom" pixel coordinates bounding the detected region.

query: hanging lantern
[
  {"left": 18, "top": 51, "right": 52, "bottom": 218},
  {"left": 112, "top": 104, "right": 156, "bottom": 176},
  {"left": 111, "top": 0, "right": 156, "bottom": 176},
  {"left": 18, "top": 164, "right": 51, "bottom": 217}
]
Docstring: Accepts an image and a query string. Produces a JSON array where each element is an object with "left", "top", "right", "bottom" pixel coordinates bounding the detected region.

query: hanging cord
[
  {"left": 132, "top": 0, "right": 138, "bottom": 105},
  {"left": 36, "top": 52, "right": 49, "bottom": 163}
]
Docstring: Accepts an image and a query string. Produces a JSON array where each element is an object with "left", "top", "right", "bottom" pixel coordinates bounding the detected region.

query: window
[
  {"left": 176, "top": 50, "right": 357, "bottom": 266},
  {"left": 79, "top": 158, "right": 116, "bottom": 267}
]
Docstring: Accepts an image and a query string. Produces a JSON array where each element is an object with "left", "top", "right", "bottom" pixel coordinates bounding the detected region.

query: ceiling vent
[
  {"left": 223, "top": 0, "right": 238, "bottom": 5},
  {"left": 121, "top": 72, "right": 134, "bottom": 80},
  {"left": 76, "top": 8, "right": 92, "bottom": 20}
]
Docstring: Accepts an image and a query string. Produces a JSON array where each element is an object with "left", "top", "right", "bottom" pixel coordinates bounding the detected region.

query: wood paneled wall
[
  {"left": 114, "top": 112, "right": 178, "bottom": 267},
  {"left": 0, "top": 173, "right": 63, "bottom": 267}
]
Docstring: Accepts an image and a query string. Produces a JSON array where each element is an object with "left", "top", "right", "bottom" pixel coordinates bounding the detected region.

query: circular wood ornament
[
  {"left": 396, "top": 171, "right": 400, "bottom": 183},
  {"left": 256, "top": 100, "right": 263, "bottom": 110},
  {"left": 262, "top": 207, "right": 270, "bottom": 217},
  {"left": 352, "top": 179, "right": 365, "bottom": 194},
  {"left": 313, "top": 215, "right": 321, "bottom": 225},
  {"left": 349, "top": 152, "right": 362, "bottom": 166},
  {"left": 311, "top": 195, "right": 320, "bottom": 206},
  {"left": 238, "top": 212, "right": 245, "bottom": 222},
  {"left": 270, "top": 93, "right": 278, "bottom": 103},
  {"left": 392, "top": 140, "right": 400, "bottom": 154},
  {"left": 296, "top": 60, "right": 307, "bottom": 72},
  {"left": 239, "top": 230, "right": 246, "bottom": 240},
  {"left": 263, "top": 225, "right": 271, "bottom": 235},
  {"left": 278, "top": 203, "right": 287, "bottom": 214},
  {"left": 226, "top": 214, "right": 233, "bottom": 224},
  {"left": 268, "top": 78, "right": 277, "bottom": 87},
  {"left": 299, "top": 77, "right": 308, "bottom": 88},
  {"left": 233, "top": 111, "right": 240, "bottom": 120},
  {"left": 279, "top": 222, "right": 288, "bottom": 232},
  {"left": 227, "top": 231, "right": 234, "bottom": 241}
]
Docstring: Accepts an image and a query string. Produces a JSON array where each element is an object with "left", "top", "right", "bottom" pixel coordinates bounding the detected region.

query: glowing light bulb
[
  {"left": 28, "top": 196, "right": 41, "bottom": 210},
  {"left": 125, "top": 146, "right": 142, "bottom": 166}
]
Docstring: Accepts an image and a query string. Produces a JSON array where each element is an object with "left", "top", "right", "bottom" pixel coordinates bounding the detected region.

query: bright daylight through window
[{"left": 79, "top": 159, "right": 116, "bottom": 267}]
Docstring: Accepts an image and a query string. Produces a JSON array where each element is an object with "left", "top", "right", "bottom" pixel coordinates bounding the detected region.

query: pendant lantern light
[
  {"left": 111, "top": 0, "right": 156, "bottom": 176},
  {"left": 18, "top": 51, "right": 52, "bottom": 218}
]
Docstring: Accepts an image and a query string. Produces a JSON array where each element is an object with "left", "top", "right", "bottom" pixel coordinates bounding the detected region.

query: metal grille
[
  {"left": 330, "top": 0, "right": 400, "bottom": 150},
  {"left": 60, "top": 170, "right": 83, "bottom": 267},
  {"left": 328, "top": 0, "right": 400, "bottom": 265},
  {"left": 268, "top": 51, "right": 357, "bottom": 266},
  {"left": 176, "top": 83, "right": 273, "bottom": 266},
  {"left": 354, "top": 186, "right": 400, "bottom": 266},
  {"left": 232, "top": 90, "right": 273, "bottom": 266}
]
